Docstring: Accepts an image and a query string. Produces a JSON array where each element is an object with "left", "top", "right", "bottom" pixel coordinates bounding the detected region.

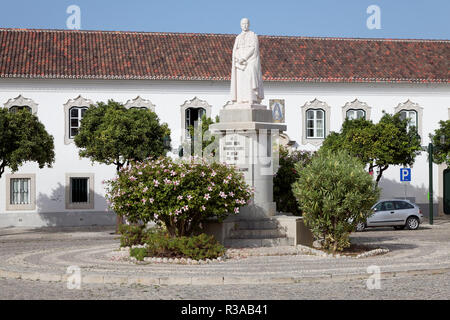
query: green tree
[
  {"left": 74, "top": 100, "right": 171, "bottom": 173},
  {"left": 292, "top": 150, "right": 380, "bottom": 252},
  {"left": 0, "top": 108, "right": 55, "bottom": 178},
  {"left": 321, "top": 113, "right": 422, "bottom": 187},
  {"left": 273, "top": 146, "right": 313, "bottom": 215},
  {"left": 430, "top": 120, "right": 450, "bottom": 166}
]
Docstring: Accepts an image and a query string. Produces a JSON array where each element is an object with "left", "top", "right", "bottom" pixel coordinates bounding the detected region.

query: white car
[{"left": 356, "top": 199, "right": 424, "bottom": 231}]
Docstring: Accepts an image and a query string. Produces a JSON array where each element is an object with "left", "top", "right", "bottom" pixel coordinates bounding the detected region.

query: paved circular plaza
[{"left": 1, "top": 219, "right": 450, "bottom": 290}]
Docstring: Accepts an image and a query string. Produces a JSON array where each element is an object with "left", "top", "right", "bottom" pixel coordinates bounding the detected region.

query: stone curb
[{"left": 1, "top": 267, "right": 449, "bottom": 286}]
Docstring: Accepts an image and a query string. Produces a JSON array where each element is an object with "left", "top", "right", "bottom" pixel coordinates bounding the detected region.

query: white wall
[{"left": 0, "top": 78, "right": 448, "bottom": 226}]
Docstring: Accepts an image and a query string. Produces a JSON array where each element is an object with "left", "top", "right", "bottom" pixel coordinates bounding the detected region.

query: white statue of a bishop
[{"left": 230, "top": 18, "right": 264, "bottom": 105}]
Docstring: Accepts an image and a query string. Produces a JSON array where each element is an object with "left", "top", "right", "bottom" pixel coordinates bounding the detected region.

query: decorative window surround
[
  {"left": 395, "top": 99, "right": 423, "bottom": 142},
  {"left": 180, "top": 97, "right": 211, "bottom": 141},
  {"left": 5, "top": 173, "right": 36, "bottom": 211},
  {"left": 342, "top": 99, "right": 371, "bottom": 121},
  {"left": 3, "top": 95, "right": 38, "bottom": 115},
  {"left": 64, "top": 95, "right": 94, "bottom": 145},
  {"left": 301, "top": 99, "right": 331, "bottom": 146},
  {"left": 65, "top": 173, "right": 95, "bottom": 210},
  {"left": 124, "top": 96, "right": 155, "bottom": 111}
]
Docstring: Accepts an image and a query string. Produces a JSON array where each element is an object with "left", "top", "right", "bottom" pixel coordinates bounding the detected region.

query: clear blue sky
[{"left": 0, "top": 0, "right": 448, "bottom": 39}]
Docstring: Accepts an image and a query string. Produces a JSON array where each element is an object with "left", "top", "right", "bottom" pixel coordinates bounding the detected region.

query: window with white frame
[
  {"left": 346, "top": 109, "right": 366, "bottom": 120},
  {"left": 3, "top": 95, "right": 38, "bottom": 115},
  {"left": 185, "top": 107, "right": 206, "bottom": 138},
  {"left": 6, "top": 173, "right": 36, "bottom": 210},
  {"left": 394, "top": 100, "right": 423, "bottom": 141},
  {"left": 301, "top": 99, "right": 330, "bottom": 146},
  {"left": 69, "top": 106, "right": 88, "bottom": 138},
  {"left": 399, "top": 109, "right": 418, "bottom": 130},
  {"left": 180, "top": 97, "right": 211, "bottom": 141},
  {"left": 124, "top": 96, "right": 156, "bottom": 111},
  {"left": 64, "top": 96, "right": 93, "bottom": 145},
  {"left": 306, "top": 109, "right": 325, "bottom": 139}
]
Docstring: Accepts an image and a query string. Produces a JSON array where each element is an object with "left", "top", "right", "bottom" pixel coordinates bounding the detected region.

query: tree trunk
[{"left": 114, "top": 160, "right": 124, "bottom": 234}]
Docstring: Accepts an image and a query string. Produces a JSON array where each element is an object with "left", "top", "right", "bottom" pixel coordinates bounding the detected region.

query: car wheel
[
  {"left": 394, "top": 226, "right": 405, "bottom": 230},
  {"left": 356, "top": 222, "right": 365, "bottom": 232},
  {"left": 405, "top": 217, "right": 420, "bottom": 230}
]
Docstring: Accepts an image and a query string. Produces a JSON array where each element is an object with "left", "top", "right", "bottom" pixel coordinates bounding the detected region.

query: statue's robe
[{"left": 230, "top": 31, "right": 264, "bottom": 104}]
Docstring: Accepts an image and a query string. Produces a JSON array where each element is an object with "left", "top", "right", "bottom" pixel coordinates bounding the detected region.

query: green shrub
[
  {"left": 273, "top": 146, "right": 313, "bottom": 215},
  {"left": 292, "top": 150, "right": 380, "bottom": 252},
  {"left": 105, "top": 156, "right": 253, "bottom": 237},
  {"left": 128, "top": 229, "right": 226, "bottom": 261},
  {"left": 118, "top": 224, "right": 146, "bottom": 247}
]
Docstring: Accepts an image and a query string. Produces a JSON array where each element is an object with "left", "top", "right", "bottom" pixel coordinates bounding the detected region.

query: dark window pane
[
  {"left": 71, "top": 108, "right": 79, "bottom": 117},
  {"left": 70, "top": 128, "right": 78, "bottom": 138},
  {"left": 71, "top": 119, "right": 79, "bottom": 127},
  {"left": 81, "top": 108, "right": 87, "bottom": 117},
  {"left": 71, "top": 178, "right": 88, "bottom": 203}
]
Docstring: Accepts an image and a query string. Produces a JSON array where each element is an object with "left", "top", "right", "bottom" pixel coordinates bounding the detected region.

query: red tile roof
[{"left": 0, "top": 28, "right": 448, "bottom": 83}]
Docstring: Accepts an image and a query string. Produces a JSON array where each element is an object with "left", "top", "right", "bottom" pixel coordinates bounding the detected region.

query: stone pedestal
[{"left": 210, "top": 104, "right": 286, "bottom": 220}]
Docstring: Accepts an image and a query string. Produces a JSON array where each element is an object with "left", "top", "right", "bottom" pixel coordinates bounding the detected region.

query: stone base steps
[
  {"left": 224, "top": 218, "right": 292, "bottom": 248},
  {"left": 224, "top": 237, "right": 293, "bottom": 248}
]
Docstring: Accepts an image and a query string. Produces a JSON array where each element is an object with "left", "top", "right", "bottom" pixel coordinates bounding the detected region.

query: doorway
[{"left": 444, "top": 168, "right": 450, "bottom": 214}]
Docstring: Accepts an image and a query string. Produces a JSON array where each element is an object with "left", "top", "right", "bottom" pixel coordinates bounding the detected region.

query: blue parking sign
[{"left": 400, "top": 168, "right": 411, "bottom": 182}]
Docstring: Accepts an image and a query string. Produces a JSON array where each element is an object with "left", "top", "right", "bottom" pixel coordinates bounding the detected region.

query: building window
[
  {"left": 65, "top": 173, "right": 94, "bottom": 209},
  {"left": 3, "top": 95, "right": 38, "bottom": 115},
  {"left": 346, "top": 109, "right": 366, "bottom": 120},
  {"left": 342, "top": 99, "right": 371, "bottom": 122},
  {"left": 64, "top": 96, "right": 94, "bottom": 145},
  {"left": 399, "top": 109, "right": 418, "bottom": 130},
  {"left": 185, "top": 107, "right": 206, "bottom": 138},
  {"left": 70, "top": 177, "right": 89, "bottom": 203},
  {"left": 180, "top": 97, "right": 211, "bottom": 142},
  {"left": 394, "top": 100, "right": 423, "bottom": 142},
  {"left": 306, "top": 109, "right": 325, "bottom": 138},
  {"left": 9, "top": 105, "right": 32, "bottom": 114},
  {"left": 69, "top": 107, "right": 88, "bottom": 138},
  {"left": 5, "top": 174, "right": 36, "bottom": 211},
  {"left": 301, "top": 99, "right": 331, "bottom": 146},
  {"left": 124, "top": 96, "right": 156, "bottom": 111},
  {"left": 10, "top": 178, "right": 31, "bottom": 205}
]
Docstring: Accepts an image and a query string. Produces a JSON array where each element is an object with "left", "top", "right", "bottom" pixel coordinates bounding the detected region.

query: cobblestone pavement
[
  {"left": 1, "top": 271, "right": 449, "bottom": 299},
  {"left": 0, "top": 220, "right": 450, "bottom": 299}
]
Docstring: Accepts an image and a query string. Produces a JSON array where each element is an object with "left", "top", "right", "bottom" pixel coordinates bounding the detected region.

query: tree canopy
[
  {"left": 320, "top": 113, "right": 422, "bottom": 186},
  {"left": 74, "top": 100, "right": 171, "bottom": 172},
  {"left": 430, "top": 120, "right": 450, "bottom": 166},
  {"left": 0, "top": 108, "right": 55, "bottom": 178}
]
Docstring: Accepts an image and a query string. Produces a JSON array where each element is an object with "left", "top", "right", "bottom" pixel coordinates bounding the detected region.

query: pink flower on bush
[
  {"left": 173, "top": 180, "right": 180, "bottom": 186},
  {"left": 223, "top": 179, "right": 229, "bottom": 184},
  {"left": 149, "top": 198, "right": 154, "bottom": 204},
  {"left": 229, "top": 192, "right": 234, "bottom": 197},
  {"left": 153, "top": 179, "right": 159, "bottom": 187},
  {"left": 143, "top": 187, "right": 148, "bottom": 193},
  {"left": 204, "top": 193, "right": 210, "bottom": 200},
  {"left": 164, "top": 178, "right": 172, "bottom": 185},
  {"left": 201, "top": 205, "right": 206, "bottom": 211},
  {"left": 177, "top": 195, "right": 183, "bottom": 200},
  {"left": 234, "top": 207, "right": 239, "bottom": 213},
  {"left": 129, "top": 176, "right": 137, "bottom": 181},
  {"left": 180, "top": 172, "right": 185, "bottom": 178},
  {"left": 141, "top": 198, "right": 147, "bottom": 204},
  {"left": 207, "top": 186, "right": 213, "bottom": 192},
  {"left": 186, "top": 195, "right": 193, "bottom": 201},
  {"left": 138, "top": 171, "right": 143, "bottom": 175},
  {"left": 211, "top": 171, "right": 216, "bottom": 177},
  {"left": 219, "top": 191, "right": 227, "bottom": 198}
]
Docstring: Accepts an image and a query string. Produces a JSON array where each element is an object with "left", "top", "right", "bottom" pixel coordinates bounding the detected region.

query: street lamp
[{"left": 428, "top": 134, "right": 447, "bottom": 225}]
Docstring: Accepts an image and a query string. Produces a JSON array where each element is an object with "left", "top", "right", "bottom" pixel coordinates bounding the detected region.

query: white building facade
[{"left": 0, "top": 28, "right": 448, "bottom": 227}]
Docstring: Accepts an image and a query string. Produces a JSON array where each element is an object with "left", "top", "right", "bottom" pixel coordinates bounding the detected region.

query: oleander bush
[
  {"left": 106, "top": 156, "right": 253, "bottom": 237},
  {"left": 273, "top": 146, "right": 313, "bottom": 215},
  {"left": 292, "top": 150, "right": 380, "bottom": 252}
]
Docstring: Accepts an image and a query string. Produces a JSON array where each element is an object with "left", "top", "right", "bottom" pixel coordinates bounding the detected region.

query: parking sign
[{"left": 400, "top": 168, "right": 411, "bottom": 182}]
